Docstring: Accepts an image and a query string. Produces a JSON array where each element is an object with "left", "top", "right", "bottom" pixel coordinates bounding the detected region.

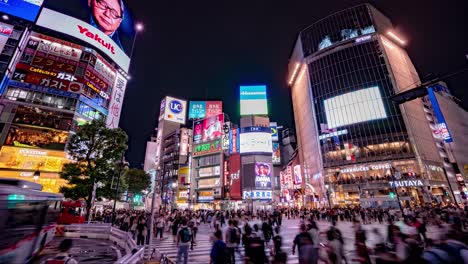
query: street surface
[
  {"left": 150, "top": 218, "right": 444, "bottom": 264},
  {"left": 33, "top": 237, "right": 121, "bottom": 264}
]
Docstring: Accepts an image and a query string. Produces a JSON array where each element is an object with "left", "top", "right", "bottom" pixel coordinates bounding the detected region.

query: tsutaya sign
[{"left": 389, "top": 180, "right": 424, "bottom": 188}]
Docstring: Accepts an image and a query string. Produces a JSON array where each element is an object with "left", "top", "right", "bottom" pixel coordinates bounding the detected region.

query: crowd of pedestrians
[{"left": 88, "top": 205, "right": 468, "bottom": 264}]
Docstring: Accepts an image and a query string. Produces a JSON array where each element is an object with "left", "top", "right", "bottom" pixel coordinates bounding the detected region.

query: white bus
[{"left": 0, "top": 178, "right": 63, "bottom": 264}]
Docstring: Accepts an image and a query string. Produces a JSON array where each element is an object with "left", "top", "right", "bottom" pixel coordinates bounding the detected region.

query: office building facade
[{"left": 288, "top": 4, "right": 448, "bottom": 207}]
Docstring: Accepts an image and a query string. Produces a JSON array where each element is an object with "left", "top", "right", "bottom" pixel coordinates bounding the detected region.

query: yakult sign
[{"left": 36, "top": 8, "right": 130, "bottom": 72}]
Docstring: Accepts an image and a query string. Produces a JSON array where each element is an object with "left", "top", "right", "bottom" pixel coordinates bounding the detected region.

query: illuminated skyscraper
[{"left": 288, "top": 4, "right": 449, "bottom": 207}]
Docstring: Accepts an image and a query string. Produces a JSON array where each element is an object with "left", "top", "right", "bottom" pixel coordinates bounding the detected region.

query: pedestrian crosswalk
[{"left": 149, "top": 234, "right": 300, "bottom": 263}]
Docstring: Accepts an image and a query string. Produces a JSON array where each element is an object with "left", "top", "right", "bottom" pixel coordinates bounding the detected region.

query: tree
[
  {"left": 59, "top": 119, "right": 128, "bottom": 220},
  {"left": 122, "top": 168, "right": 151, "bottom": 194}
]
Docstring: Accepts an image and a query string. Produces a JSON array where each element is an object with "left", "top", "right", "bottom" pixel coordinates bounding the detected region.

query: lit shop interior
[{"left": 324, "top": 159, "right": 448, "bottom": 207}]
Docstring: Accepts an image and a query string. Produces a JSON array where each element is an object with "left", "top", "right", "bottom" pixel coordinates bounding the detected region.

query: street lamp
[
  {"left": 111, "top": 158, "right": 129, "bottom": 224},
  {"left": 130, "top": 22, "right": 144, "bottom": 59},
  {"left": 325, "top": 184, "right": 332, "bottom": 208}
]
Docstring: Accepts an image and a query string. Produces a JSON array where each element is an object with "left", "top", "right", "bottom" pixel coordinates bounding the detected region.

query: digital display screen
[
  {"left": 0, "top": 0, "right": 44, "bottom": 22},
  {"left": 324, "top": 86, "right": 387, "bottom": 128},
  {"left": 240, "top": 85, "right": 268, "bottom": 116}
]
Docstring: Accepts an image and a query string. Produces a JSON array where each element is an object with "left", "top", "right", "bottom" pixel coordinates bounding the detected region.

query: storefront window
[
  {"left": 13, "top": 105, "right": 74, "bottom": 131},
  {"left": 6, "top": 87, "right": 77, "bottom": 111},
  {"left": 4, "top": 125, "right": 69, "bottom": 150}
]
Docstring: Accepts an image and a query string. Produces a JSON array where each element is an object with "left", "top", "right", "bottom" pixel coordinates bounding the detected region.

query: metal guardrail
[{"left": 58, "top": 223, "right": 144, "bottom": 263}]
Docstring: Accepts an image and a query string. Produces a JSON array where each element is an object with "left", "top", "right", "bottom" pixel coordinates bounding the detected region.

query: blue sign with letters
[
  {"left": 188, "top": 101, "right": 206, "bottom": 119},
  {"left": 169, "top": 100, "right": 183, "bottom": 114},
  {"left": 0, "top": 0, "right": 43, "bottom": 22}
]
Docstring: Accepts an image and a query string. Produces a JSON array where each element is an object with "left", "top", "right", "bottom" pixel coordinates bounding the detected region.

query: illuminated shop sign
[
  {"left": 243, "top": 190, "right": 272, "bottom": 200},
  {"left": 272, "top": 142, "right": 281, "bottom": 165},
  {"left": 341, "top": 163, "right": 391, "bottom": 173},
  {"left": 163, "top": 96, "right": 187, "bottom": 124},
  {"left": 8, "top": 80, "right": 80, "bottom": 99},
  {"left": 105, "top": 72, "right": 127, "bottom": 128},
  {"left": 319, "top": 129, "right": 348, "bottom": 140},
  {"left": 270, "top": 122, "right": 278, "bottom": 141},
  {"left": 193, "top": 140, "right": 222, "bottom": 157},
  {"left": 229, "top": 128, "right": 240, "bottom": 154},
  {"left": 389, "top": 180, "right": 424, "bottom": 188},
  {"left": 0, "top": 146, "right": 69, "bottom": 172}
]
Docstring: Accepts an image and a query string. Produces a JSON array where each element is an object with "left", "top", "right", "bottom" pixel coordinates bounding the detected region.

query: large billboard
[
  {"left": 0, "top": 0, "right": 44, "bottom": 21},
  {"left": 106, "top": 72, "right": 127, "bottom": 128},
  {"left": 37, "top": 0, "right": 136, "bottom": 72},
  {"left": 229, "top": 128, "right": 240, "bottom": 154},
  {"left": 0, "top": 146, "right": 69, "bottom": 172},
  {"left": 192, "top": 113, "right": 224, "bottom": 144},
  {"left": 188, "top": 101, "right": 223, "bottom": 120},
  {"left": 324, "top": 87, "right": 387, "bottom": 129},
  {"left": 0, "top": 22, "right": 13, "bottom": 53},
  {"left": 240, "top": 85, "right": 268, "bottom": 116},
  {"left": 255, "top": 162, "right": 272, "bottom": 189},
  {"left": 163, "top": 96, "right": 187, "bottom": 124},
  {"left": 239, "top": 127, "right": 272, "bottom": 154}
]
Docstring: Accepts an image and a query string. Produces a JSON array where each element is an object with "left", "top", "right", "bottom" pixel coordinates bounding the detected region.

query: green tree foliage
[
  {"left": 122, "top": 168, "right": 151, "bottom": 194},
  {"left": 59, "top": 119, "right": 128, "bottom": 218}
]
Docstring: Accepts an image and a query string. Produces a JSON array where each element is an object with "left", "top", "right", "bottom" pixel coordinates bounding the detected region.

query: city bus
[{"left": 0, "top": 178, "right": 63, "bottom": 264}]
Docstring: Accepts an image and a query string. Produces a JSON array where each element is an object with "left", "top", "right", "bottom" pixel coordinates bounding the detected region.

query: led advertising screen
[
  {"left": 229, "top": 154, "right": 242, "bottom": 199},
  {"left": 0, "top": 22, "right": 13, "bottom": 53},
  {"left": 193, "top": 120, "right": 203, "bottom": 143},
  {"left": 272, "top": 142, "right": 281, "bottom": 165},
  {"left": 0, "top": 0, "right": 44, "bottom": 21},
  {"left": 202, "top": 113, "right": 224, "bottom": 142},
  {"left": 324, "top": 87, "right": 387, "bottom": 129},
  {"left": 255, "top": 162, "right": 272, "bottom": 189},
  {"left": 206, "top": 101, "right": 222, "bottom": 117},
  {"left": 293, "top": 165, "right": 302, "bottom": 184},
  {"left": 240, "top": 85, "right": 268, "bottom": 116},
  {"left": 37, "top": 0, "right": 136, "bottom": 71},
  {"left": 239, "top": 127, "right": 272, "bottom": 154},
  {"left": 163, "top": 96, "right": 187, "bottom": 124},
  {"left": 229, "top": 128, "right": 240, "bottom": 154}
]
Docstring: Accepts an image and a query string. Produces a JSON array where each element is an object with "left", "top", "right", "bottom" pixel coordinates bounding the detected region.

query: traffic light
[
  {"left": 445, "top": 190, "right": 449, "bottom": 196},
  {"left": 389, "top": 192, "right": 395, "bottom": 199}
]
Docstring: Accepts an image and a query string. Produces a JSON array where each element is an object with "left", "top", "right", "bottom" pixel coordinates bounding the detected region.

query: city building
[
  {"left": 0, "top": 2, "right": 133, "bottom": 192},
  {"left": 288, "top": 4, "right": 449, "bottom": 208}
]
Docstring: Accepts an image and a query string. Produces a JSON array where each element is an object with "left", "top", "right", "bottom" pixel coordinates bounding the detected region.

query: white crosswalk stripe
[{"left": 150, "top": 235, "right": 300, "bottom": 263}]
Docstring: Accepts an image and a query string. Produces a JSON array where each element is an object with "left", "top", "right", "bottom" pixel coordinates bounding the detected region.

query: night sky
[{"left": 120, "top": 0, "right": 468, "bottom": 167}]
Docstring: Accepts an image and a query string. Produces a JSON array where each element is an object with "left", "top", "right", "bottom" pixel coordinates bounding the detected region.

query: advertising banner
[
  {"left": 178, "top": 165, "right": 190, "bottom": 185},
  {"left": 179, "top": 128, "right": 190, "bottom": 156},
  {"left": 0, "top": 0, "right": 44, "bottom": 21},
  {"left": 37, "top": 5, "right": 132, "bottom": 72},
  {"left": 188, "top": 101, "right": 206, "bottom": 119},
  {"left": 159, "top": 98, "right": 166, "bottom": 121},
  {"left": 255, "top": 162, "right": 272, "bottom": 189},
  {"left": 285, "top": 166, "right": 293, "bottom": 189},
  {"left": 229, "top": 154, "right": 241, "bottom": 199},
  {"left": 205, "top": 101, "right": 223, "bottom": 117},
  {"left": 229, "top": 128, "right": 240, "bottom": 154},
  {"left": 243, "top": 190, "right": 272, "bottom": 200},
  {"left": 0, "top": 22, "right": 13, "bottom": 54},
  {"left": 270, "top": 122, "right": 278, "bottom": 142},
  {"left": 240, "top": 85, "right": 268, "bottom": 116},
  {"left": 272, "top": 142, "right": 281, "bottom": 165},
  {"left": 106, "top": 72, "right": 127, "bottom": 128},
  {"left": 428, "top": 87, "right": 453, "bottom": 143},
  {"left": 193, "top": 140, "right": 221, "bottom": 157},
  {"left": 293, "top": 165, "right": 302, "bottom": 185},
  {"left": 193, "top": 120, "right": 203, "bottom": 143},
  {"left": 12, "top": 63, "right": 84, "bottom": 95},
  {"left": 164, "top": 96, "right": 187, "bottom": 124},
  {"left": 202, "top": 113, "right": 224, "bottom": 142},
  {"left": 222, "top": 122, "right": 230, "bottom": 150},
  {"left": 0, "top": 146, "right": 69, "bottom": 172}
]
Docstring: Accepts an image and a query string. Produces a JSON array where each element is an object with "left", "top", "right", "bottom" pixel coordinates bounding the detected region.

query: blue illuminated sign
[
  {"left": 0, "top": 0, "right": 43, "bottom": 22},
  {"left": 188, "top": 101, "right": 206, "bottom": 119},
  {"left": 169, "top": 100, "right": 183, "bottom": 114},
  {"left": 240, "top": 85, "right": 267, "bottom": 100},
  {"left": 240, "top": 126, "right": 271, "bottom": 134},
  {"left": 428, "top": 86, "right": 453, "bottom": 143},
  {"left": 8, "top": 80, "right": 80, "bottom": 99}
]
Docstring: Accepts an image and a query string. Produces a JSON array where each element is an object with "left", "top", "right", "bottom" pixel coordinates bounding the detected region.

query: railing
[{"left": 58, "top": 223, "right": 144, "bottom": 263}]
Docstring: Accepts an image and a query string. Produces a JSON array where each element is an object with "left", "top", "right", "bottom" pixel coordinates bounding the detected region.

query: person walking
[
  {"left": 292, "top": 224, "right": 315, "bottom": 264},
  {"left": 155, "top": 215, "right": 165, "bottom": 239},
  {"left": 210, "top": 230, "right": 229, "bottom": 264},
  {"left": 136, "top": 217, "right": 147, "bottom": 246},
  {"left": 176, "top": 219, "right": 191, "bottom": 264},
  {"left": 225, "top": 220, "right": 240, "bottom": 264}
]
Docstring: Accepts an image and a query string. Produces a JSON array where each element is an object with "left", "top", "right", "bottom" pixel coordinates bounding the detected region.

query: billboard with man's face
[
  {"left": 255, "top": 162, "right": 272, "bottom": 189},
  {"left": 38, "top": 0, "right": 135, "bottom": 71}
]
